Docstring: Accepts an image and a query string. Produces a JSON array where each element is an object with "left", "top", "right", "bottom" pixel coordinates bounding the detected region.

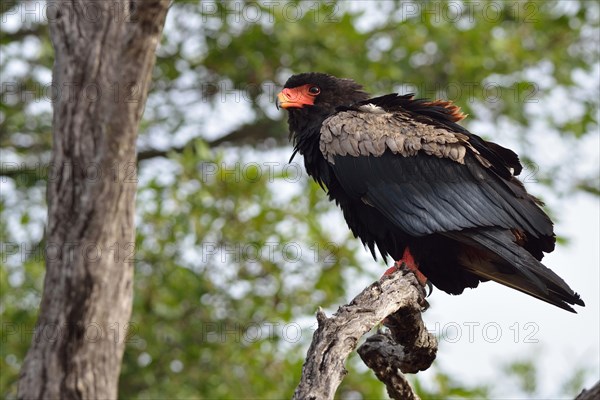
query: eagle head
[{"left": 276, "top": 72, "right": 368, "bottom": 114}]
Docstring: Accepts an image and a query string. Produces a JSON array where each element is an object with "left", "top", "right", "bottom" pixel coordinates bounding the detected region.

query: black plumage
[{"left": 277, "top": 72, "right": 584, "bottom": 312}]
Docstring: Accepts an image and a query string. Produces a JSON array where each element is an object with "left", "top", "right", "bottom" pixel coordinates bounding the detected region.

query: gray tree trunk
[{"left": 18, "top": 1, "right": 169, "bottom": 398}]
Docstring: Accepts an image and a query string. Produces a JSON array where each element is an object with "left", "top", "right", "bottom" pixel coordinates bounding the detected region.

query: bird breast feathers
[{"left": 319, "top": 109, "right": 475, "bottom": 165}]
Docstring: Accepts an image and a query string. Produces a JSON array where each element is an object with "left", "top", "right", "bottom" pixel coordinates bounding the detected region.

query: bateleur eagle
[{"left": 277, "top": 72, "right": 584, "bottom": 313}]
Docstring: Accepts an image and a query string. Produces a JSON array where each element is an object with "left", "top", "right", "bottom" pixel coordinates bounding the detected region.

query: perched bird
[{"left": 277, "top": 72, "right": 584, "bottom": 312}]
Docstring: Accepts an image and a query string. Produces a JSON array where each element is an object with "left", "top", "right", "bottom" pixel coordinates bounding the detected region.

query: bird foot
[{"left": 381, "top": 248, "right": 433, "bottom": 299}]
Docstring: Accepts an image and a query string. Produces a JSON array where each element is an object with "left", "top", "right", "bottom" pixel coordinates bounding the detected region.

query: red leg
[{"left": 382, "top": 247, "right": 428, "bottom": 287}]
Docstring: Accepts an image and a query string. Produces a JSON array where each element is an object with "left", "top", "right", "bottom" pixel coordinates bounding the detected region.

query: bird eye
[{"left": 308, "top": 86, "right": 321, "bottom": 95}]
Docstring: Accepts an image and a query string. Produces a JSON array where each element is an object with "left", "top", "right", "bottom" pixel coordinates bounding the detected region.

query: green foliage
[
  {"left": 120, "top": 145, "right": 365, "bottom": 397},
  {"left": 411, "top": 368, "right": 490, "bottom": 399},
  {"left": 1, "top": 0, "right": 598, "bottom": 398},
  {"left": 500, "top": 355, "right": 598, "bottom": 399},
  {"left": 503, "top": 358, "right": 538, "bottom": 394}
]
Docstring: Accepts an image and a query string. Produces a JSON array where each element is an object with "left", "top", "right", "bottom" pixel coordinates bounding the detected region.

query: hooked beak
[
  {"left": 276, "top": 91, "right": 295, "bottom": 110},
  {"left": 276, "top": 87, "right": 315, "bottom": 110}
]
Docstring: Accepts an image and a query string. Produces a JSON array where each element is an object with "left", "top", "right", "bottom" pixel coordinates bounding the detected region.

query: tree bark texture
[
  {"left": 18, "top": 1, "right": 169, "bottom": 398},
  {"left": 576, "top": 380, "right": 600, "bottom": 400},
  {"left": 292, "top": 268, "right": 437, "bottom": 399}
]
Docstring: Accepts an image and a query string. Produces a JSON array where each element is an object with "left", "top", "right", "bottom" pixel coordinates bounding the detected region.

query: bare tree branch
[
  {"left": 576, "top": 381, "right": 600, "bottom": 400},
  {"left": 358, "top": 333, "right": 420, "bottom": 400},
  {"left": 357, "top": 296, "right": 437, "bottom": 400},
  {"left": 292, "top": 267, "right": 437, "bottom": 399}
]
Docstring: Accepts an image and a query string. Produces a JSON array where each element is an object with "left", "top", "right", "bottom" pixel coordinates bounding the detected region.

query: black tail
[{"left": 445, "top": 228, "right": 585, "bottom": 313}]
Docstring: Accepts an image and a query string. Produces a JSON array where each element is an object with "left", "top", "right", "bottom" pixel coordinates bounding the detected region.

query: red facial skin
[{"left": 276, "top": 84, "right": 319, "bottom": 109}]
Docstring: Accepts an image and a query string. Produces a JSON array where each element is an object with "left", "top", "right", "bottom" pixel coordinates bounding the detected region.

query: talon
[
  {"left": 380, "top": 247, "right": 432, "bottom": 314},
  {"left": 425, "top": 280, "right": 434, "bottom": 297}
]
